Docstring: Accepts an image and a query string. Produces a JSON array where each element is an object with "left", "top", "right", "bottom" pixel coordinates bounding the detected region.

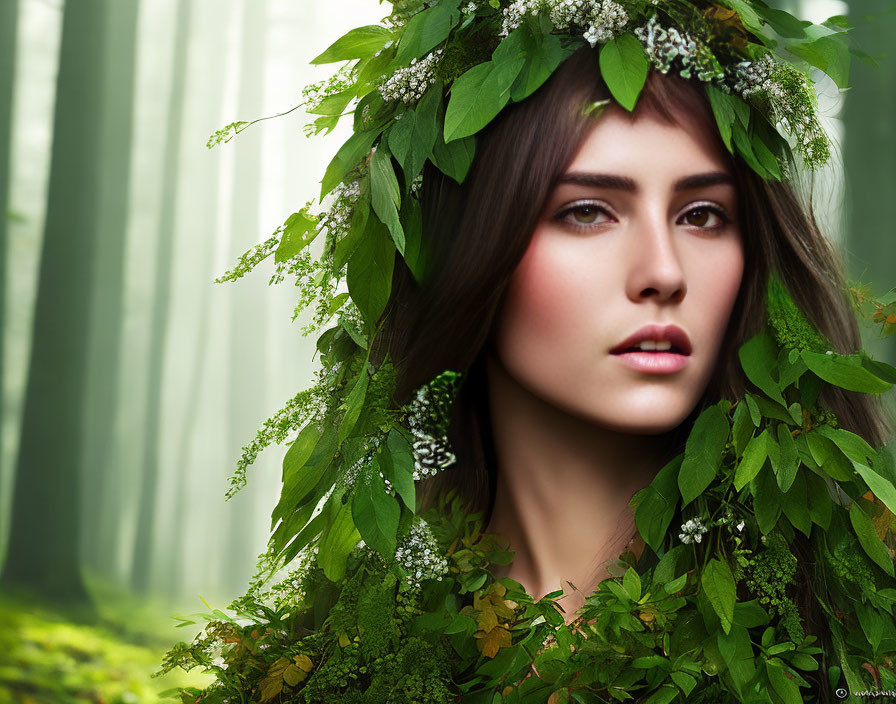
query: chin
[{"left": 583, "top": 403, "right": 694, "bottom": 436}]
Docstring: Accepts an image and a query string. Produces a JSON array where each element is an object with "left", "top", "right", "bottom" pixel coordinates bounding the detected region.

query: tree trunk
[
  {"left": 224, "top": 0, "right": 269, "bottom": 596},
  {"left": 80, "top": 0, "right": 140, "bottom": 577},
  {"left": 0, "top": 1, "right": 17, "bottom": 526},
  {"left": 0, "top": 0, "right": 112, "bottom": 605},
  {"left": 131, "top": 0, "right": 193, "bottom": 594}
]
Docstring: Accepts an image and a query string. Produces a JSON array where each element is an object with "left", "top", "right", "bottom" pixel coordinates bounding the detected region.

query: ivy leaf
[
  {"left": 851, "top": 461, "right": 896, "bottom": 518},
  {"left": 732, "top": 401, "right": 753, "bottom": 457},
  {"left": 678, "top": 402, "right": 729, "bottom": 507},
  {"left": 623, "top": 567, "right": 642, "bottom": 601},
  {"left": 311, "top": 25, "right": 393, "bottom": 64},
  {"left": 805, "top": 471, "right": 832, "bottom": 530},
  {"left": 780, "top": 471, "right": 811, "bottom": 537},
  {"left": 765, "top": 659, "right": 804, "bottom": 704},
  {"left": 510, "top": 17, "right": 575, "bottom": 102},
  {"left": 787, "top": 33, "right": 851, "bottom": 89},
  {"left": 381, "top": 429, "right": 416, "bottom": 510},
  {"left": 733, "top": 429, "right": 768, "bottom": 491},
  {"left": 599, "top": 33, "right": 648, "bottom": 112},
  {"left": 750, "top": 466, "right": 783, "bottom": 534},
  {"left": 369, "top": 145, "right": 404, "bottom": 253},
  {"left": 346, "top": 215, "right": 395, "bottom": 325},
  {"left": 702, "top": 558, "right": 736, "bottom": 635},
  {"left": 395, "top": 1, "right": 461, "bottom": 65},
  {"left": 739, "top": 332, "right": 787, "bottom": 406},
  {"left": 319, "top": 490, "right": 362, "bottom": 582},
  {"left": 775, "top": 423, "right": 800, "bottom": 492},
  {"left": 338, "top": 364, "right": 370, "bottom": 444},
  {"left": 352, "top": 462, "right": 400, "bottom": 557},
  {"left": 706, "top": 85, "right": 736, "bottom": 154},
  {"left": 444, "top": 55, "right": 526, "bottom": 142},
  {"left": 633, "top": 454, "right": 682, "bottom": 551},
  {"left": 849, "top": 500, "right": 895, "bottom": 577},
  {"left": 275, "top": 208, "right": 320, "bottom": 263},
  {"left": 320, "top": 128, "right": 380, "bottom": 201},
  {"left": 387, "top": 86, "right": 441, "bottom": 183},
  {"left": 801, "top": 350, "right": 892, "bottom": 394}
]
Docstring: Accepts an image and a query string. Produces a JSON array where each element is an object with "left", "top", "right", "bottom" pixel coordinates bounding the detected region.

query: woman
[
  {"left": 384, "top": 44, "right": 893, "bottom": 692},
  {"left": 163, "top": 3, "right": 896, "bottom": 702}
]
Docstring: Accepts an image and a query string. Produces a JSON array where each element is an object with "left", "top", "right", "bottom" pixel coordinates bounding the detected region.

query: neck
[{"left": 483, "top": 353, "right": 672, "bottom": 622}]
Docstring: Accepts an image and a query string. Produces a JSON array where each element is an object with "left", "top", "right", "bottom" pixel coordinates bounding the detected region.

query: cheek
[{"left": 496, "top": 232, "right": 599, "bottom": 350}]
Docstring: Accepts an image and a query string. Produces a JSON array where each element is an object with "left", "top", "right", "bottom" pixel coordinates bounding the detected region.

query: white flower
[
  {"left": 679, "top": 517, "right": 708, "bottom": 544},
  {"left": 378, "top": 49, "right": 444, "bottom": 104},
  {"left": 736, "top": 520, "right": 745, "bottom": 532}
]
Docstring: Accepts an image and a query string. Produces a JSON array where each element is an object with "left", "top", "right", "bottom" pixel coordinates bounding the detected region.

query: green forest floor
[{"left": 0, "top": 580, "right": 214, "bottom": 704}]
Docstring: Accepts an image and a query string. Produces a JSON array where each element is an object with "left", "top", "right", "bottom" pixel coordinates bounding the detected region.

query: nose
[{"left": 625, "top": 214, "right": 687, "bottom": 304}]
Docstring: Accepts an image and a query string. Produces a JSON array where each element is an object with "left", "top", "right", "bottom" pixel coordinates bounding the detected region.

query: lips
[{"left": 610, "top": 324, "right": 692, "bottom": 356}]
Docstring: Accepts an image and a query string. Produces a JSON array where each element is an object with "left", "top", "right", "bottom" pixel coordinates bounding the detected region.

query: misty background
[{"left": 0, "top": 0, "right": 893, "bottom": 701}]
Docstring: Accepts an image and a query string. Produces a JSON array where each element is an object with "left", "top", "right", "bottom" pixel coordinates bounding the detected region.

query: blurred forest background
[{"left": 0, "top": 0, "right": 893, "bottom": 701}]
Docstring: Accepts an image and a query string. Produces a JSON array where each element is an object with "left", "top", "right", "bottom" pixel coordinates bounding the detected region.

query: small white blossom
[
  {"left": 378, "top": 49, "right": 444, "bottom": 104},
  {"left": 736, "top": 519, "right": 745, "bottom": 532},
  {"left": 549, "top": 0, "right": 628, "bottom": 48},
  {"left": 394, "top": 519, "right": 449, "bottom": 590},
  {"left": 679, "top": 517, "right": 709, "bottom": 544},
  {"left": 462, "top": 1, "right": 478, "bottom": 14}
]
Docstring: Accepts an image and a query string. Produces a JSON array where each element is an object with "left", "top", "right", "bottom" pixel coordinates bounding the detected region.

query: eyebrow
[{"left": 556, "top": 171, "right": 735, "bottom": 192}]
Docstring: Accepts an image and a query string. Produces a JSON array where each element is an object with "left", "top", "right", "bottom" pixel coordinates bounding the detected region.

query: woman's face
[{"left": 491, "top": 104, "right": 744, "bottom": 434}]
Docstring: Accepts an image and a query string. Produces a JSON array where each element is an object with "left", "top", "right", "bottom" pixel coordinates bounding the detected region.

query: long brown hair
[{"left": 381, "top": 45, "right": 893, "bottom": 700}]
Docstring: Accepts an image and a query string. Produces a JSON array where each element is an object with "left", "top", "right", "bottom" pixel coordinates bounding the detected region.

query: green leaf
[
  {"left": 780, "top": 471, "right": 811, "bottom": 538},
  {"left": 338, "top": 364, "right": 370, "bottom": 443},
  {"left": 706, "top": 85, "right": 736, "bottom": 153},
  {"left": 273, "top": 424, "right": 339, "bottom": 524},
  {"left": 720, "top": 0, "right": 767, "bottom": 38},
  {"left": 381, "top": 429, "right": 416, "bottom": 511},
  {"left": 805, "top": 470, "right": 832, "bottom": 530},
  {"left": 849, "top": 500, "right": 895, "bottom": 577},
  {"left": 275, "top": 208, "right": 320, "bottom": 263},
  {"left": 851, "top": 461, "right": 896, "bottom": 518},
  {"left": 750, "top": 465, "right": 783, "bottom": 534},
  {"left": 732, "top": 401, "right": 753, "bottom": 457},
  {"left": 745, "top": 393, "right": 761, "bottom": 427},
  {"left": 431, "top": 129, "right": 476, "bottom": 183},
  {"left": 395, "top": 1, "right": 461, "bottom": 65},
  {"left": 702, "top": 558, "right": 736, "bottom": 635},
  {"left": 399, "top": 193, "right": 426, "bottom": 282},
  {"left": 320, "top": 128, "right": 380, "bottom": 201},
  {"left": 319, "top": 490, "right": 361, "bottom": 582},
  {"left": 716, "top": 624, "right": 757, "bottom": 699},
  {"left": 787, "top": 33, "right": 850, "bottom": 89},
  {"left": 775, "top": 423, "right": 799, "bottom": 492},
  {"left": 766, "top": 659, "right": 804, "bottom": 704},
  {"left": 346, "top": 215, "right": 395, "bottom": 325},
  {"left": 623, "top": 567, "right": 642, "bottom": 601},
  {"left": 856, "top": 601, "right": 883, "bottom": 654},
  {"left": 307, "top": 88, "right": 355, "bottom": 116},
  {"left": 801, "top": 350, "right": 892, "bottom": 394},
  {"left": 334, "top": 189, "right": 370, "bottom": 269},
  {"left": 599, "top": 33, "right": 648, "bottom": 112},
  {"left": 352, "top": 461, "right": 400, "bottom": 557},
  {"left": 387, "top": 86, "right": 441, "bottom": 183},
  {"left": 510, "top": 17, "right": 575, "bottom": 102},
  {"left": 633, "top": 455, "right": 682, "bottom": 551},
  {"left": 670, "top": 671, "right": 697, "bottom": 697},
  {"left": 814, "top": 424, "right": 875, "bottom": 464},
  {"left": 734, "top": 429, "right": 768, "bottom": 491},
  {"left": 444, "top": 56, "right": 526, "bottom": 142},
  {"left": 678, "top": 402, "right": 729, "bottom": 506},
  {"left": 754, "top": 5, "right": 812, "bottom": 38},
  {"left": 369, "top": 145, "right": 404, "bottom": 253},
  {"left": 739, "top": 332, "right": 787, "bottom": 406},
  {"left": 311, "top": 25, "right": 393, "bottom": 64}
]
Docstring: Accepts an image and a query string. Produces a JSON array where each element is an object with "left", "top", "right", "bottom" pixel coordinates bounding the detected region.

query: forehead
[{"left": 566, "top": 105, "right": 732, "bottom": 178}]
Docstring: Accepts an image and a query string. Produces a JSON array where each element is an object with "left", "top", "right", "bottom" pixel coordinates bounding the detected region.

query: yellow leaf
[
  {"left": 477, "top": 607, "right": 498, "bottom": 633},
  {"left": 475, "top": 625, "right": 511, "bottom": 658},
  {"left": 283, "top": 663, "right": 308, "bottom": 687},
  {"left": 338, "top": 632, "right": 351, "bottom": 648},
  {"left": 293, "top": 653, "right": 313, "bottom": 672}
]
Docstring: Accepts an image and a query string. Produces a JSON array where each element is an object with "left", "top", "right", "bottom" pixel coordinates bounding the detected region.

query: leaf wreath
[{"left": 158, "top": 1, "right": 896, "bottom": 702}]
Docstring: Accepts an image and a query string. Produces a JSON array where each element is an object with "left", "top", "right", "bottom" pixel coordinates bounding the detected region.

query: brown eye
[
  {"left": 573, "top": 205, "right": 601, "bottom": 224},
  {"left": 685, "top": 208, "right": 710, "bottom": 227}
]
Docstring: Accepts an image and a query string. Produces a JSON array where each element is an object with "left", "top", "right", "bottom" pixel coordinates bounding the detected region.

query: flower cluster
[
  {"left": 461, "top": 1, "right": 478, "bottom": 15},
  {"left": 549, "top": 0, "right": 629, "bottom": 48},
  {"left": 500, "top": 0, "right": 545, "bottom": 36},
  {"left": 634, "top": 15, "right": 725, "bottom": 82},
  {"left": 318, "top": 179, "right": 362, "bottom": 259},
  {"left": 300, "top": 63, "right": 356, "bottom": 113},
  {"left": 731, "top": 53, "right": 830, "bottom": 167},
  {"left": 393, "top": 519, "right": 450, "bottom": 590},
  {"left": 378, "top": 49, "right": 444, "bottom": 104},
  {"left": 679, "top": 517, "right": 708, "bottom": 544},
  {"left": 342, "top": 436, "right": 385, "bottom": 489},
  {"left": 403, "top": 372, "right": 462, "bottom": 480}
]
